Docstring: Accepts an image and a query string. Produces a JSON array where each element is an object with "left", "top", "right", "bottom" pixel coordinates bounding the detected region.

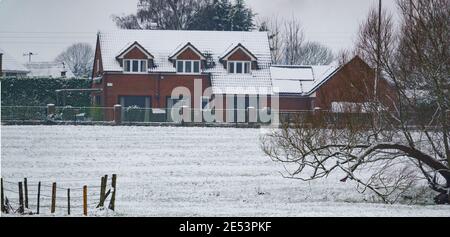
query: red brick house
[
  {"left": 91, "top": 30, "right": 272, "bottom": 122},
  {"left": 91, "top": 29, "right": 390, "bottom": 122},
  {"left": 272, "top": 56, "right": 393, "bottom": 112}
]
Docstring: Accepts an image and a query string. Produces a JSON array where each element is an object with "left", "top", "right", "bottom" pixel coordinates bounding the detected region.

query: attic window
[
  {"left": 228, "top": 61, "right": 251, "bottom": 74},
  {"left": 176, "top": 60, "right": 201, "bottom": 74},
  {"left": 124, "top": 59, "right": 147, "bottom": 73}
]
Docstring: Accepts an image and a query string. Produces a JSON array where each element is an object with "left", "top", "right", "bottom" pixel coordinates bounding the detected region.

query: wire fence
[
  {"left": 2, "top": 105, "right": 448, "bottom": 127},
  {"left": 1, "top": 175, "right": 117, "bottom": 216}
]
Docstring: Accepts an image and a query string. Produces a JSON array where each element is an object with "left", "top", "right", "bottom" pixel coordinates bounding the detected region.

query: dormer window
[
  {"left": 124, "top": 59, "right": 147, "bottom": 73},
  {"left": 228, "top": 61, "right": 251, "bottom": 74},
  {"left": 169, "top": 42, "right": 205, "bottom": 74},
  {"left": 116, "top": 41, "right": 154, "bottom": 74},
  {"left": 220, "top": 43, "right": 257, "bottom": 75},
  {"left": 177, "top": 60, "right": 201, "bottom": 74}
]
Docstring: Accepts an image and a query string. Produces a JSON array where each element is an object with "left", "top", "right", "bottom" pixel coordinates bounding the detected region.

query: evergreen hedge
[{"left": 1, "top": 77, "right": 92, "bottom": 107}]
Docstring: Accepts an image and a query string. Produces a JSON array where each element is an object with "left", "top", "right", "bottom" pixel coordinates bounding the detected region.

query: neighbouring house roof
[
  {"left": 25, "top": 61, "right": 75, "bottom": 78},
  {"left": 270, "top": 64, "right": 341, "bottom": 95},
  {"left": 98, "top": 30, "right": 273, "bottom": 95},
  {"left": 0, "top": 48, "right": 30, "bottom": 74}
]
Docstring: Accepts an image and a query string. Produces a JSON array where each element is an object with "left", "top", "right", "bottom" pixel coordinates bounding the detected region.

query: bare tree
[
  {"left": 355, "top": 5, "right": 395, "bottom": 69},
  {"left": 336, "top": 48, "right": 352, "bottom": 66},
  {"left": 282, "top": 16, "right": 305, "bottom": 65},
  {"left": 55, "top": 43, "right": 94, "bottom": 78},
  {"left": 259, "top": 16, "right": 334, "bottom": 65},
  {"left": 262, "top": 0, "right": 450, "bottom": 204},
  {"left": 297, "top": 41, "right": 334, "bottom": 65},
  {"left": 258, "top": 16, "right": 284, "bottom": 64},
  {"left": 111, "top": 14, "right": 142, "bottom": 29}
]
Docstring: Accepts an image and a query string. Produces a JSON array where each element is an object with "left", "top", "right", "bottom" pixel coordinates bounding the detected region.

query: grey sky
[{"left": 0, "top": 0, "right": 398, "bottom": 63}]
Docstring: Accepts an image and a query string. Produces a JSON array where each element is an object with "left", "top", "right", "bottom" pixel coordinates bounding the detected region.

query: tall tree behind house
[{"left": 112, "top": 0, "right": 255, "bottom": 31}]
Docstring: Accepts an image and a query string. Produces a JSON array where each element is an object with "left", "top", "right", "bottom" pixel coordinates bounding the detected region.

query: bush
[{"left": 1, "top": 77, "right": 92, "bottom": 107}]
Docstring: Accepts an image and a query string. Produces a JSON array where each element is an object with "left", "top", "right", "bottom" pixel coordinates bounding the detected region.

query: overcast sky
[{"left": 0, "top": 0, "right": 398, "bottom": 63}]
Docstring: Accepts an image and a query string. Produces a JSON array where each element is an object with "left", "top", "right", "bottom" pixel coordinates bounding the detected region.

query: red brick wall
[
  {"left": 228, "top": 49, "right": 252, "bottom": 61},
  {"left": 279, "top": 96, "right": 312, "bottom": 111},
  {"left": 177, "top": 48, "right": 202, "bottom": 60},
  {"left": 101, "top": 73, "right": 210, "bottom": 109},
  {"left": 314, "top": 56, "right": 393, "bottom": 110},
  {"left": 123, "top": 47, "right": 148, "bottom": 59}
]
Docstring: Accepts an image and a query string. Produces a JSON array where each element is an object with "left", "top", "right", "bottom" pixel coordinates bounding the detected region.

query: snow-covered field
[{"left": 1, "top": 125, "right": 449, "bottom": 217}]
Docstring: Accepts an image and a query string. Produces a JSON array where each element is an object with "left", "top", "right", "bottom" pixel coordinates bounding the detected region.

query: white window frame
[
  {"left": 123, "top": 59, "right": 148, "bottom": 74},
  {"left": 176, "top": 60, "right": 201, "bottom": 74},
  {"left": 228, "top": 61, "right": 251, "bottom": 74}
]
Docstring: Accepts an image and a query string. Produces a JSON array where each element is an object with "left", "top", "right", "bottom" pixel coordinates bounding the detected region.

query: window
[
  {"left": 244, "top": 63, "right": 250, "bottom": 73},
  {"left": 228, "top": 61, "right": 251, "bottom": 74},
  {"left": 177, "top": 61, "right": 184, "bottom": 73},
  {"left": 123, "top": 59, "right": 148, "bottom": 73},
  {"left": 125, "top": 60, "right": 131, "bottom": 72},
  {"left": 229, "top": 62, "right": 235, "bottom": 73},
  {"left": 185, "top": 61, "right": 192, "bottom": 73},
  {"left": 140, "top": 61, "right": 147, "bottom": 72},
  {"left": 132, "top": 61, "right": 139, "bottom": 72},
  {"left": 193, "top": 61, "right": 200, "bottom": 73},
  {"left": 176, "top": 60, "right": 201, "bottom": 74},
  {"left": 236, "top": 62, "right": 243, "bottom": 73}
]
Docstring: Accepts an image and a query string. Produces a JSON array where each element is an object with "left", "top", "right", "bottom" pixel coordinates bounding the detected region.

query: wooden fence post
[
  {"left": 24, "top": 178, "right": 28, "bottom": 209},
  {"left": 108, "top": 174, "right": 117, "bottom": 211},
  {"left": 1, "top": 178, "right": 5, "bottom": 213},
  {"left": 18, "top": 182, "right": 24, "bottom": 214},
  {"left": 67, "top": 188, "right": 70, "bottom": 215},
  {"left": 37, "top": 181, "right": 41, "bottom": 214},
  {"left": 98, "top": 175, "right": 107, "bottom": 208},
  {"left": 51, "top": 182, "right": 56, "bottom": 214},
  {"left": 83, "top": 185, "right": 87, "bottom": 216}
]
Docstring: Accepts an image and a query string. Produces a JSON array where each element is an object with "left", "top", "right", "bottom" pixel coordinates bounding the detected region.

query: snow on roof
[
  {"left": 0, "top": 48, "right": 29, "bottom": 73},
  {"left": 98, "top": 30, "right": 273, "bottom": 95},
  {"left": 25, "top": 61, "right": 75, "bottom": 78},
  {"left": 270, "top": 64, "right": 340, "bottom": 95}
]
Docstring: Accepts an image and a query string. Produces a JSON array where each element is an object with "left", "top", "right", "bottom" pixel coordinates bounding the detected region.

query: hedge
[{"left": 1, "top": 77, "right": 92, "bottom": 107}]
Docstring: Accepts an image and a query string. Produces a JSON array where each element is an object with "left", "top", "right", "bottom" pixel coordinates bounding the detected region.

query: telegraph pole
[
  {"left": 23, "top": 52, "right": 37, "bottom": 62},
  {"left": 375, "top": 0, "right": 382, "bottom": 101}
]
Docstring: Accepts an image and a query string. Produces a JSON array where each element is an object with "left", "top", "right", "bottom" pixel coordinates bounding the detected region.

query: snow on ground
[{"left": 1, "top": 125, "right": 449, "bottom": 217}]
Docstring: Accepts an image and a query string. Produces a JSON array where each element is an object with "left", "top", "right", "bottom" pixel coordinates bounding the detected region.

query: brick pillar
[
  {"left": 114, "top": 104, "right": 122, "bottom": 125},
  {"left": 47, "top": 104, "right": 56, "bottom": 116}
]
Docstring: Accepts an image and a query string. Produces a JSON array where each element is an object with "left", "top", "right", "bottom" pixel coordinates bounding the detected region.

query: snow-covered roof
[
  {"left": 270, "top": 65, "right": 341, "bottom": 95},
  {"left": 0, "top": 48, "right": 29, "bottom": 74},
  {"left": 98, "top": 30, "right": 273, "bottom": 95},
  {"left": 25, "top": 61, "right": 75, "bottom": 78}
]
